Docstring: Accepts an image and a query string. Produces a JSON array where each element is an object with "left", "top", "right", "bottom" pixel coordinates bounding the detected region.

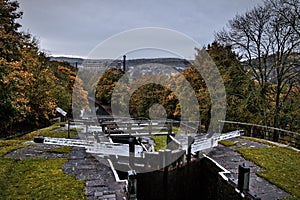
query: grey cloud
[{"left": 18, "top": 0, "right": 264, "bottom": 58}]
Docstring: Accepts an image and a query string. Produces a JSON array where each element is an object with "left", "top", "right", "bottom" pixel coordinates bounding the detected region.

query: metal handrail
[{"left": 218, "top": 120, "right": 299, "bottom": 136}]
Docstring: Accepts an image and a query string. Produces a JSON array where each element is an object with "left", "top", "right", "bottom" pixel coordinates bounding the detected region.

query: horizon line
[{"left": 50, "top": 54, "right": 194, "bottom": 61}]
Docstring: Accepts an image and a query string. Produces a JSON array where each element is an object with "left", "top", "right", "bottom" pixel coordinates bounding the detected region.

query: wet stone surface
[
  {"left": 5, "top": 142, "right": 127, "bottom": 200},
  {"left": 208, "top": 137, "right": 291, "bottom": 200},
  {"left": 64, "top": 147, "right": 127, "bottom": 200},
  {"left": 5, "top": 143, "right": 69, "bottom": 159}
]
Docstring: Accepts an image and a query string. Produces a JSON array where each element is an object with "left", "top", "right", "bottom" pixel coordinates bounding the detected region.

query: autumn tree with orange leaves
[{"left": 0, "top": 0, "right": 88, "bottom": 136}]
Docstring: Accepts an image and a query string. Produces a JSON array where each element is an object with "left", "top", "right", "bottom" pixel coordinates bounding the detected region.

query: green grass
[
  {"left": 47, "top": 146, "right": 72, "bottom": 154},
  {"left": 0, "top": 158, "right": 85, "bottom": 199},
  {"left": 237, "top": 147, "right": 300, "bottom": 199},
  {"left": 172, "top": 127, "right": 179, "bottom": 134},
  {"left": 19, "top": 124, "right": 77, "bottom": 141},
  {"left": 40, "top": 130, "right": 77, "bottom": 139},
  {"left": 241, "top": 136, "right": 278, "bottom": 147},
  {"left": 19, "top": 123, "right": 62, "bottom": 140},
  {"left": 0, "top": 139, "right": 85, "bottom": 199},
  {"left": 219, "top": 140, "right": 238, "bottom": 147},
  {"left": 151, "top": 126, "right": 181, "bottom": 150},
  {"left": 0, "top": 140, "right": 29, "bottom": 157},
  {"left": 152, "top": 135, "right": 167, "bottom": 151}
]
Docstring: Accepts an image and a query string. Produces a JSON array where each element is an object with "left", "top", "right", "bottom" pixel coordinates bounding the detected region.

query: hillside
[{"left": 50, "top": 56, "right": 191, "bottom": 71}]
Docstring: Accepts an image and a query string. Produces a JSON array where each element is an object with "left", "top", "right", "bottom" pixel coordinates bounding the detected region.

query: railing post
[
  {"left": 128, "top": 123, "right": 132, "bottom": 136},
  {"left": 149, "top": 120, "right": 152, "bottom": 135},
  {"left": 129, "top": 137, "right": 135, "bottom": 168},
  {"left": 167, "top": 122, "right": 172, "bottom": 145},
  {"left": 199, "top": 120, "right": 201, "bottom": 134},
  {"left": 187, "top": 136, "right": 194, "bottom": 166},
  {"left": 290, "top": 133, "right": 295, "bottom": 146},
  {"left": 128, "top": 170, "right": 137, "bottom": 200},
  {"left": 67, "top": 119, "right": 71, "bottom": 138},
  {"left": 85, "top": 122, "right": 88, "bottom": 134},
  {"left": 168, "top": 121, "right": 172, "bottom": 135},
  {"left": 265, "top": 128, "right": 269, "bottom": 140},
  {"left": 238, "top": 163, "right": 250, "bottom": 192}
]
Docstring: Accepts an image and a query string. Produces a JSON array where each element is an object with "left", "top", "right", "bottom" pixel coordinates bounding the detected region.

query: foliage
[
  {"left": 95, "top": 67, "right": 124, "bottom": 105},
  {"left": 0, "top": 0, "right": 88, "bottom": 136},
  {"left": 96, "top": 68, "right": 180, "bottom": 120},
  {"left": 94, "top": 43, "right": 262, "bottom": 133},
  {"left": 82, "top": 2, "right": 300, "bottom": 138},
  {"left": 50, "top": 61, "right": 88, "bottom": 115},
  {"left": 129, "top": 81, "right": 178, "bottom": 119},
  {"left": 237, "top": 147, "right": 300, "bottom": 199},
  {"left": 72, "top": 76, "right": 89, "bottom": 117},
  {"left": 0, "top": 0, "right": 24, "bottom": 62},
  {"left": 216, "top": 0, "right": 300, "bottom": 138},
  {"left": 0, "top": 0, "right": 54, "bottom": 134},
  {"left": 205, "top": 42, "right": 264, "bottom": 134}
]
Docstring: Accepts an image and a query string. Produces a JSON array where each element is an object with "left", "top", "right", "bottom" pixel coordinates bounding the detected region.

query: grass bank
[
  {"left": 0, "top": 124, "right": 86, "bottom": 199},
  {"left": 19, "top": 123, "right": 77, "bottom": 141},
  {"left": 0, "top": 158, "right": 85, "bottom": 199},
  {"left": 237, "top": 146, "right": 300, "bottom": 200}
]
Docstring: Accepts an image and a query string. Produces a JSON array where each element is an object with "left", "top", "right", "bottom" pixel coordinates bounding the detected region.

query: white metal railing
[
  {"left": 191, "top": 130, "right": 243, "bottom": 153},
  {"left": 218, "top": 120, "right": 299, "bottom": 135},
  {"left": 218, "top": 120, "right": 300, "bottom": 148}
]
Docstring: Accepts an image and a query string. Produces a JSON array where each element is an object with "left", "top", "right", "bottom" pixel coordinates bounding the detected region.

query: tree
[
  {"left": 207, "top": 42, "right": 258, "bottom": 129},
  {"left": 0, "top": 0, "right": 24, "bottom": 62},
  {"left": 269, "top": 0, "right": 300, "bottom": 37},
  {"left": 181, "top": 65, "right": 209, "bottom": 131},
  {"left": 0, "top": 0, "right": 35, "bottom": 134},
  {"left": 72, "top": 76, "right": 89, "bottom": 117},
  {"left": 128, "top": 76, "right": 178, "bottom": 120},
  {"left": 216, "top": 0, "right": 300, "bottom": 140},
  {"left": 0, "top": 46, "right": 59, "bottom": 132},
  {"left": 50, "top": 61, "right": 88, "bottom": 114},
  {"left": 23, "top": 54, "right": 58, "bottom": 127},
  {"left": 0, "top": 0, "right": 89, "bottom": 136},
  {"left": 95, "top": 67, "right": 124, "bottom": 105}
]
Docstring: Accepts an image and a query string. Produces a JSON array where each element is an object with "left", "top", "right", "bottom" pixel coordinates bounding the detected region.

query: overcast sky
[{"left": 18, "top": 0, "right": 264, "bottom": 59}]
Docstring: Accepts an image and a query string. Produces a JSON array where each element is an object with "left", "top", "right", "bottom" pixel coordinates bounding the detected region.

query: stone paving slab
[
  {"left": 4, "top": 143, "right": 69, "bottom": 159},
  {"left": 4, "top": 140, "right": 127, "bottom": 199},
  {"left": 63, "top": 147, "right": 127, "bottom": 200},
  {"left": 208, "top": 137, "right": 291, "bottom": 200}
]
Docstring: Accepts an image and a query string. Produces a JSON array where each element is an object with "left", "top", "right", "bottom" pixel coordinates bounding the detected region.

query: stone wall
[{"left": 136, "top": 156, "right": 254, "bottom": 200}]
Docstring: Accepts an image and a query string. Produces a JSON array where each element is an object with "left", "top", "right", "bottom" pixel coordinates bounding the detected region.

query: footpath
[{"left": 208, "top": 137, "right": 291, "bottom": 200}]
